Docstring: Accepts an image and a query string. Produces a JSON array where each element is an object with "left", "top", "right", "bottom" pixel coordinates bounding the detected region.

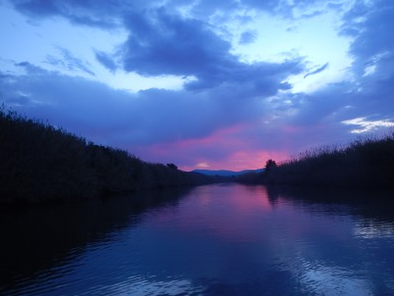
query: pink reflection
[
  {"left": 147, "top": 184, "right": 355, "bottom": 245},
  {"left": 149, "top": 185, "right": 275, "bottom": 243}
]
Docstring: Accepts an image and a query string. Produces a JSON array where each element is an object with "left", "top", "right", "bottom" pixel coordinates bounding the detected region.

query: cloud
[
  {"left": 122, "top": 8, "right": 234, "bottom": 78},
  {"left": 341, "top": 117, "right": 394, "bottom": 134},
  {"left": 94, "top": 50, "right": 118, "bottom": 72},
  {"left": 257, "top": 0, "right": 394, "bottom": 151},
  {"left": 239, "top": 0, "right": 341, "bottom": 18},
  {"left": 45, "top": 47, "right": 95, "bottom": 76},
  {"left": 9, "top": 0, "right": 125, "bottom": 28},
  {"left": 7, "top": 0, "right": 304, "bottom": 94},
  {"left": 179, "top": 0, "right": 239, "bottom": 20},
  {"left": 11, "top": 0, "right": 60, "bottom": 17},
  {"left": 239, "top": 30, "right": 257, "bottom": 45},
  {"left": 0, "top": 64, "right": 267, "bottom": 151},
  {"left": 7, "top": 0, "right": 346, "bottom": 28},
  {"left": 332, "top": 0, "right": 394, "bottom": 119},
  {"left": 303, "top": 63, "right": 329, "bottom": 78},
  {"left": 341, "top": 0, "right": 394, "bottom": 78},
  {"left": 15, "top": 61, "right": 47, "bottom": 75},
  {"left": 6, "top": 0, "right": 305, "bottom": 95},
  {"left": 240, "top": 0, "right": 279, "bottom": 11},
  {"left": 196, "top": 162, "right": 210, "bottom": 169},
  {"left": 121, "top": 8, "right": 304, "bottom": 92}
]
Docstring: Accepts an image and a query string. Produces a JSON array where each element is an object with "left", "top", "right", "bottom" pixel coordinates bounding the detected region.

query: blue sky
[{"left": 1, "top": 0, "right": 394, "bottom": 170}]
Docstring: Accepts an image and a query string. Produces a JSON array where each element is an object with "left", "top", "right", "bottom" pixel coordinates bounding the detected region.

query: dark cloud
[
  {"left": 12, "top": 0, "right": 60, "bottom": 16},
  {"left": 0, "top": 64, "right": 265, "bottom": 149},
  {"left": 341, "top": 0, "right": 394, "bottom": 77},
  {"left": 9, "top": 0, "right": 124, "bottom": 27},
  {"left": 239, "top": 30, "right": 257, "bottom": 45},
  {"left": 8, "top": 0, "right": 207, "bottom": 27},
  {"left": 287, "top": 84, "right": 354, "bottom": 127},
  {"left": 7, "top": 0, "right": 343, "bottom": 29},
  {"left": 94, "top": 50, "right": 117, "bottom": 72},
  {"left": 16, "top": 61, "right": 48, "bottom": 74},
  {"left": 303, "top": 63, "right": 329, "bottom": 78},
  {"left": 122, "top": 8, "right": 234, "bottom": 77},
  {"left": 122, "top": 8, "right": 304, "bottom": 92},
  {"left": 335, "top": 0, "right": 394, "bottom": 118}
]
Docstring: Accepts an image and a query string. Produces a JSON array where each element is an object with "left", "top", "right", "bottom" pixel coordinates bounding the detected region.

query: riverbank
[
  {"left": 0, "top": 108, "right": 212, "bottom": 205},
  {"left": 261, "top": 134, "right": 394, "bottom": 189}
]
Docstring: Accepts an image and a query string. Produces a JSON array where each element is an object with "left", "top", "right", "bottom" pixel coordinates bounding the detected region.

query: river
[{"left": 1, "top": 184, "right": 394, "bottom": 295}]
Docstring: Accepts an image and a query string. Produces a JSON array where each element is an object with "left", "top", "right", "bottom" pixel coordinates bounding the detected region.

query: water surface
[{"left": 1, "top": 184, "right": 394, "bottom": 295}]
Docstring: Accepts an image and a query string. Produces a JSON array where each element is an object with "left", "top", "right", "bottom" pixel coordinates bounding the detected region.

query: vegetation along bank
[
  {"left": 0, "top": 107, "right": 212, "bottom": 205},
  {"left": 237, "top": 134, "right": 394, "bottom": 189}
]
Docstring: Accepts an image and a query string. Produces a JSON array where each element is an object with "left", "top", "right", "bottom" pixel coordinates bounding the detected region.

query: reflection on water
[{"left": 1, "top": 184, "right": 394, "bottom": 296}]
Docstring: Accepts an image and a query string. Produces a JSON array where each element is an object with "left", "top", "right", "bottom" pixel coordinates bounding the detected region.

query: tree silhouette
[{"left": 265, "top": 159, "right": 277, "bottom": 172}]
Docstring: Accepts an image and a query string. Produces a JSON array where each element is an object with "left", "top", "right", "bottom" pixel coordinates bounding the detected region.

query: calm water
[{"left": 1, "top": 184, "right": 394, "bottom": 296}]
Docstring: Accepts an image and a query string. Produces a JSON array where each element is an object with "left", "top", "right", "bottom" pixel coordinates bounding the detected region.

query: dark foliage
[
  {"left": 265, "top": 159, "right": 277, "bottom": 172},
  {"left": 0, "top": 107, "right": 212, "bottom": 205},
  {"left": 166, "top": 163, "right": 178, "bottom": 170},
  {"left": 262, "top": 134, "right": 394, "bottom": 189}
]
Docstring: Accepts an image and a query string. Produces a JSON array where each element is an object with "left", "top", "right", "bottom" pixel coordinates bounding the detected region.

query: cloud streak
[
  {"left": 45, "top": 47, "right": 95, "bottom": 76},
  {"left": 304, "top": 63, "right": 329, "bottom": 78}
]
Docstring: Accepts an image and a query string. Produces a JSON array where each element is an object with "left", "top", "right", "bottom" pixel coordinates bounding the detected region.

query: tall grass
[
  {"left": 0, "top": 107, "right": 211, "bottom": 205},
  {"left": 263, "top": 134, "right": 394, "bottom": 189}
]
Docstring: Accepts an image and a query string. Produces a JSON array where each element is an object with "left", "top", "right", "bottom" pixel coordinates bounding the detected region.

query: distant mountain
[{"left": 192, "top": 169, "right": 264, "bottom": 177}]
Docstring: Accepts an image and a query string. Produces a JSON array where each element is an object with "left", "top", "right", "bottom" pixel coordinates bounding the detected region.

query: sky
[{"left": 1, "top": 0, "right": 394, "bottom": 171}]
